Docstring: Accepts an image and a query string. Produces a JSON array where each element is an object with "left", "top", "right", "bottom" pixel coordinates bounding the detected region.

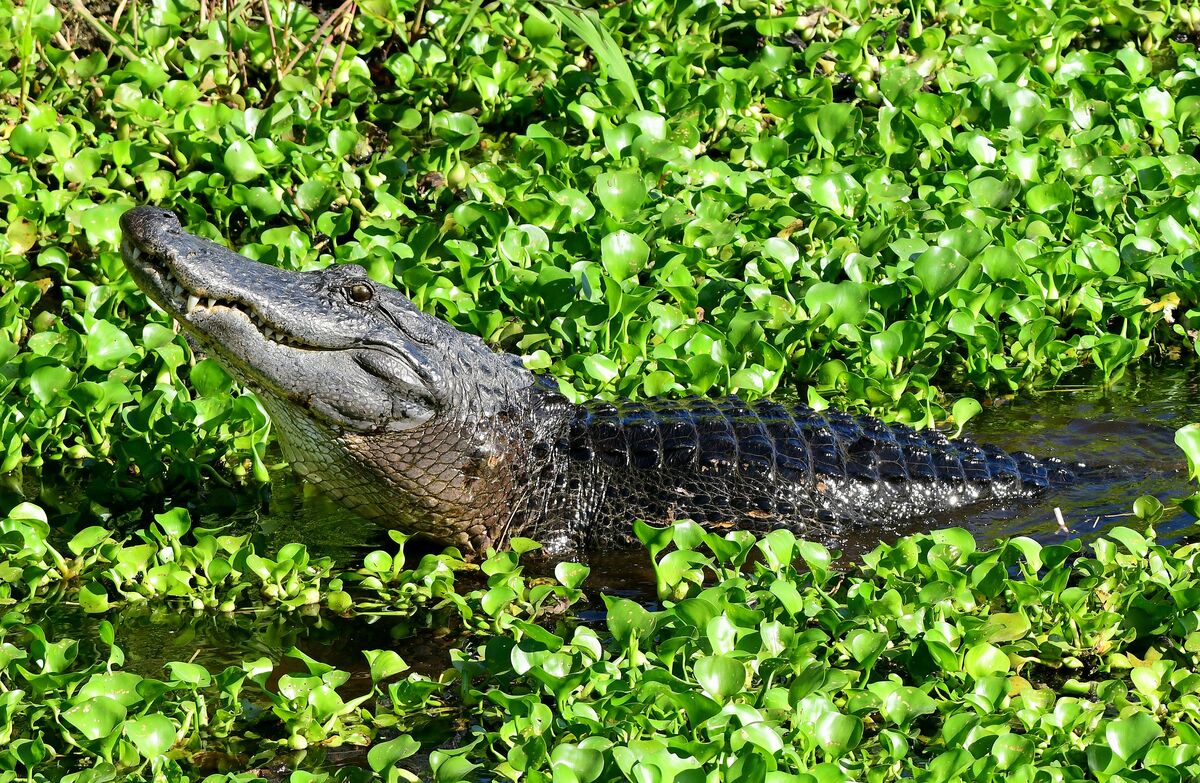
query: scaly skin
[{"left": 120, "top": 206, "right": 1077, "bottom": 558}]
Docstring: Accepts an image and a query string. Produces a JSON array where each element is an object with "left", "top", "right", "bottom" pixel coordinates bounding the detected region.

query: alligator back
[{"left": 527, "top": 395, "right": 1078, "bottom": 547}]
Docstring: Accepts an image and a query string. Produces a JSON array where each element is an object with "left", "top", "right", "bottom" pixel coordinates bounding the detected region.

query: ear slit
[{"left": 378, "top": 300, "right": 439, "bottom": 347}]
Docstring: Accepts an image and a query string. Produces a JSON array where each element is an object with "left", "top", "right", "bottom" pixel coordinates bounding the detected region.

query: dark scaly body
[
  {"left": 120, "top": 206, "right": 1081, "bottom": 559},
  {"left": 517, "top": 383, "right": 1076, "bottom": 549}
]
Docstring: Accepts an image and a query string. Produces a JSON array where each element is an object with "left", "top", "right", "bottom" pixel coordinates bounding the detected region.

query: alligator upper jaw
[
  {"left": 119, "top": 206, "right": 312, "bottom": 350},
  {"left": 122, "top": 238, "right": 304, "bottom": 349}
]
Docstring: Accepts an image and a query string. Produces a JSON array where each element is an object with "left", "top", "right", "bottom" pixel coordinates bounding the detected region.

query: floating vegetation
[{"left": 4, "top": 0, "right": 1200, "bottom": 778}]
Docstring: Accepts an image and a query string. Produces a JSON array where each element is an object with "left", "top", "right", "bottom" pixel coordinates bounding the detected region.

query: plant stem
[
  {"left": 261, "top": 0, "right": 283, "bottom": 85},
  {"left": 68, "top": 0, "right": 140, "bottom": 61},
  {"left": 319, "top": 4, "right": 357, "bottom": 107}
]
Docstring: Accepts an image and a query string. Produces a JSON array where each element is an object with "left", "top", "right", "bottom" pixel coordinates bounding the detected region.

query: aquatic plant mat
[
  {"left": 5, "top": 502, "right": 1200, "bottom": 782},
  {"left": 8, "top": 0, "right": 1200, "bottom": 778}
]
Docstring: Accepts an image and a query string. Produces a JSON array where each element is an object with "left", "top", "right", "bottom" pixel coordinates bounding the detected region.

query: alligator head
[{"left": 120, "top": 206, "right": 547, "bottom": 554}]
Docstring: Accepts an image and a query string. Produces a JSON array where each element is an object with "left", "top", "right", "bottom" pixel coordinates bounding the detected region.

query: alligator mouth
[{"left": 121, "top": 237, "right": 313, "bottom": 351}]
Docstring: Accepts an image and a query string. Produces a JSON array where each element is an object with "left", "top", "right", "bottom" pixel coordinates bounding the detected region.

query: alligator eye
[{"left": 348, "top": 283, "right": 373, "bottom": 303}]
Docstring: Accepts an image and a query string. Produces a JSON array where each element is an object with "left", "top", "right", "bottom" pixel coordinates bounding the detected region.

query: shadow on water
[{"left": 12, "top": 360, "right": 1200, "bottom": 683}]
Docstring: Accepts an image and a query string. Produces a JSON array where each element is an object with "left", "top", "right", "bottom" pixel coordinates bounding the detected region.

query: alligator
[{"left": 120, "top": 206, "right": 1079, "bottom": 557}]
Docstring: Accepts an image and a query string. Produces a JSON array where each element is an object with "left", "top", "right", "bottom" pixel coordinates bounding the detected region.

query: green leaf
[
  {"left": 555, "top": 561, "right": 590, "bottom": 589},
  {"left": 551, "top": 743, "right": 606, "bottom": 783},
  {"left": 481, "top": 585, "right": 516, "bottom": 615},
  {"left": 124, "top": 714, "right": 177, "bottom": 758},
  {"left": 11, "top": 123, "right": 48, "bottom": 157},
  {"left": 593, "top": 171, "right": 647, "bottom": 221},
  {"left": 991, "top": 733, "right": 1033, "bottom": 770},
  {"left": 1026, "top": 181, "right": 1073, "bottom": 219},
  {"left": 601, "top": 230, "right": 649, "bottom": 281},
  {"left": 62, "top": 697, "right": 127, "bottom": 741},
  {"left": 365, "top": 649, "right": 408, "bottom": 682},
  {"left": 605, "top": 596, "right": 659, "bottom": 644},
  {"left": 154, "top": 508, "right": 191, "bottom": 538},
  {"left": 224, "top": 141, "right": 266, "bottom": 182},
  {"left": 880, "top": 686, "right": 936, "bottom": 727},
  {"left": 85, "top": 320, "right": 135, "bottom": 370},
  {"left": 430, "top": 111, "right": 481, "bottom": 150},
  {"left": 846, "top": 630, "right": 887, "bottom": 667},
  {"left": 814, "top": 711, "right": 863, "bottom": 756},
  {"left": 78, "top": 672, "right": 143, "bottom": 706},
  {"left": 694, "top": 654, "right": 745, "bottom": 701},
  {"left": 1133, "top": 495, "right": 1164, "bottom": 523},
  {"left": 547, "top": 6, "right": 642, "bottom": 109},
  {"left": 29, "top": 364, "right": 74, "bottom": 403},
  {"left": 964, "top": 642, "right": 1009, "bottom": 678},
  {"left": 166, "top": 661, "right": 211, "bottom": 687},
  {"left": 1141, "top": 87, "right": 1175, "bottom": 125},
  {"left": 951, "top": 398, "right": 982, "bottom": 437},
  {"left": 369, "top": 735, "right": 420, "bottom": 773},
  {"left": 1106, "top": 526, "right": 1148, "bottom": 557},
  {"left": 805, "top": 281, "right": 871, "bottom": 328},
  {"left": 79, "top": 582, "right": 110, "bottom": 613},
  {"left": 913, "top": 246, "right": 967, "bottom": 300},
  {"left": 583, "top": 354, "right": 620, "bottom": 385},
  {"left": 68, "top": 526, "right": 111, "bottom": 556},
  {"left": 1176, "top": 424, "right": 1200, "bottom": 482},
  {"left": 1106, "top": 712, "right": 1163, "bottom": 761},
  {"left": 981, "top": 612, "right": 1031, "bottom": 643}
]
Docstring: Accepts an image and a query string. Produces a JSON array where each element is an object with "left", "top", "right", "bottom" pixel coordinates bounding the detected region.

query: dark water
[
  {"left": 940, "top": 367, "right": 1197, "bottom": 545},
  {"left": 18, "top": 361, "right": 1200, "bottom": 681}
]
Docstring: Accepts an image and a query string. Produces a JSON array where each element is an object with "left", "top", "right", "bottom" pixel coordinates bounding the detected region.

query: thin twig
[
  {"left": 281, "top": 0, "right": 298, "bottom": 67},
  {"left": 111, "top": 0, "right": 129, "bottom": 33},
  {"left": 281, "top": 0, "right": 354, "bottom": 76},
  {"left": 52, "top": 31, "right": 80, "bottom": 59},
  {"left": 261, "top": 0, "right": 283, "bottom": 85},
  {"left": 225, "top": 0, "right": 236, "bottom": 89},
  {"left": 1054, "top": 507, "right": 1069, "bottom": 533},
  {"left": 410, "top": 0, "right": 426, "bottom": 42},
  {"left": 68, "top": 0, "right": 140, "bottom": 61},
  {"left": 149, "top": 151, "right": 178, "bottom": 169},
  {"left": 305, "top": 28, "right": 338, "bottom": 95},
  {"left": 238, "top": 45, "right": 249, "bottom": 88},
  {"left": 318, "top": 4, "right": 356, "bottom": 107},
  {"left": 283, "top": 29, "right": 306, "bottom": 59}
]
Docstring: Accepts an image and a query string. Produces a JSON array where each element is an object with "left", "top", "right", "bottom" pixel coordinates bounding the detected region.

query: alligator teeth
[
  {"left": 173, "top": 284, "right": 184, "bottom": 299},
  {"left": 206, "top": 298, "right": 218, "bottom": 309},
  {"left": 186, "top": 295, "right": 200, "bottom": 312}
]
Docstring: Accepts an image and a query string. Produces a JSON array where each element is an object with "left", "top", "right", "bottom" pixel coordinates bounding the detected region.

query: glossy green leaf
[
  {"left": 62, "top": 697, "right": 126, "bottom": 741},
  {"left": 593, "top": 171, "right": 647, "bottom": 221},
  {"left": 1107, "top": 712, "right": 1163, "bottom": 761},
  {"left": 124, "top": 714, "right": 177, "bottom": 758}
]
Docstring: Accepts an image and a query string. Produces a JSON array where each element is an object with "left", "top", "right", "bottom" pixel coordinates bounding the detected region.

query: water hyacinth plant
[
  {"left": 3, "top": 0, "right": 1200, "bottom": 779},
  {"left": 7, "top": 502, "right": 1200, "bottom": 781}
]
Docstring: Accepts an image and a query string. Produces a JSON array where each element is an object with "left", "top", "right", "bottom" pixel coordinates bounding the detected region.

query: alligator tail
[{"left": 563, "top": 395, "right": 1079, "bottom": 527}]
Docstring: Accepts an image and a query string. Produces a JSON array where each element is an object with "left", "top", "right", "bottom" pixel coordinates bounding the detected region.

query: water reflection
[{"left": 948, "top": 361, "right": 1197, "bottom": 546}]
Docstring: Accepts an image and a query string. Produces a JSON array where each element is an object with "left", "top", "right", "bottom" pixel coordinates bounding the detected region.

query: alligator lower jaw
[{"left": 121, "top": 238, "right": 310, "bottom": 349}]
